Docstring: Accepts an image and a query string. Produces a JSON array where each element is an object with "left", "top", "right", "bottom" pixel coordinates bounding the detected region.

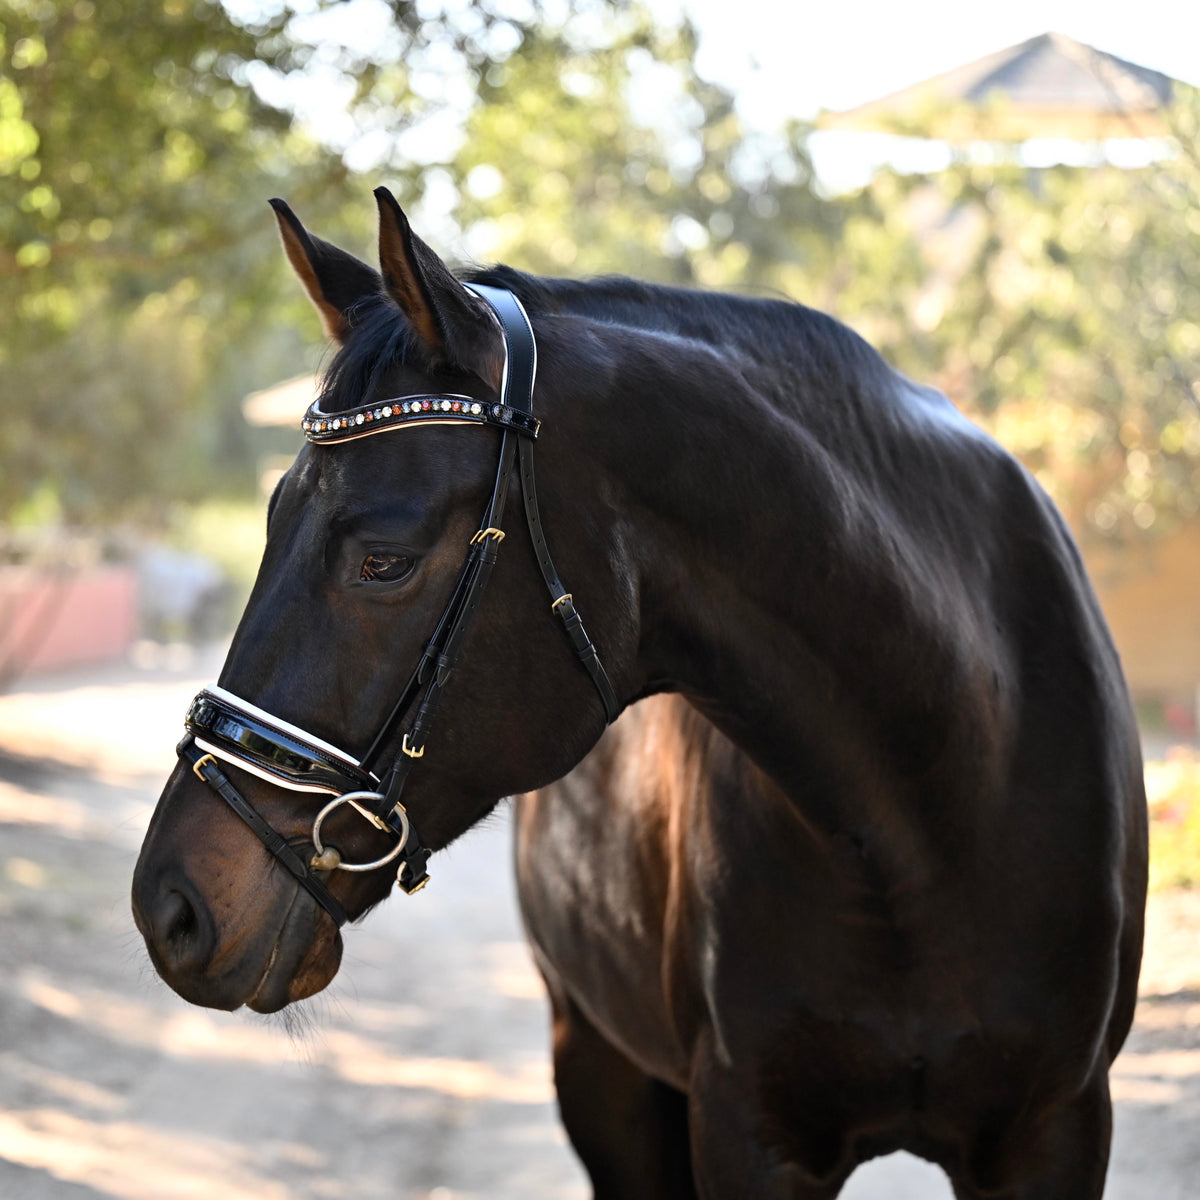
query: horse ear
[
  {"left": 373, "top": 186, "right": 504, "bottom": 389},
  {"left": 269, "top": 198, "right": 381, "bottom": 343}
]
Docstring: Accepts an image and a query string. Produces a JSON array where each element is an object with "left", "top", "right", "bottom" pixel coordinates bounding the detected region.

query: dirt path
[{"left": 0, "top": 654, "right": 1197, "bottom": 1198}]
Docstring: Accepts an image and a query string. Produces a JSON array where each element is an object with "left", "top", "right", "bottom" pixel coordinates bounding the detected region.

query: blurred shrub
[
  {"left": 1148, "top": 747, "right": 1200, "bottom": 890},
  {"left": 836, "top": 87, "right": 1200, "bottom": 541},
  {"left": 167, "top": 498, "right": 266, "bottom": 612}
]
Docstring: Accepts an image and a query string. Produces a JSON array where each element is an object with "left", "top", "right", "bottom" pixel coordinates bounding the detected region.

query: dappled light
[
  {"left": 0, "top": 1108, "right": 300, "bottom": 1200},
  {"left": 0, "top": 661, "right": 585, "bottom": 1198},
  {"left": 16, "top": 968, "right": 553, "bottom": 1103},
  {"left": 1112, "top": 1048, "right": 1200, "bottom": 1105}
]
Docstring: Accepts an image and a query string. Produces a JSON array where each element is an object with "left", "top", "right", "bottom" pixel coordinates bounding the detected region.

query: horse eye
[{"left": 360, "top": 553, "right": 414, "bottom": 583}]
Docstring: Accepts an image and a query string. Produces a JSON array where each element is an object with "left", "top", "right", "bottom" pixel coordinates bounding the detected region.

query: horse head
[{"left": 132, "top": 191, "right": 635, "bottom": 1012}]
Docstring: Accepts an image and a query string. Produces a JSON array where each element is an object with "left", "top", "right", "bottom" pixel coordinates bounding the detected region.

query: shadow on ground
[{"left": 1, "top": 660, "right": 1197, "bottom": 1199}]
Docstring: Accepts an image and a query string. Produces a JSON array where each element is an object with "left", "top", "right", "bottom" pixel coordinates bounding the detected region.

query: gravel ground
[{"left": 0, "top": 650, "right": 1196, "bottom": 1199}]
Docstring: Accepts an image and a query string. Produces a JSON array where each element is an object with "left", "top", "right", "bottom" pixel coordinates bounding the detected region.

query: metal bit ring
[{"left": 310, "top": 790, "right": 410, "bottom": 873}]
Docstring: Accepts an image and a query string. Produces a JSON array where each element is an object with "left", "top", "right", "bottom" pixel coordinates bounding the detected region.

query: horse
[{"left": 132, "top": 188, "right": 1147, "bottom": 1199}]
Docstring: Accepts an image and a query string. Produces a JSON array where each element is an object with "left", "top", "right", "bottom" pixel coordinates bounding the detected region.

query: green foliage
[
  {"left": 1148, "top": 749, "right": 1200, "bottom": 890},
  {"left": 0, "top": 0, "right": 344, "bottom": 522},
  {"left": 451, "top": 14, "right": 836, "bottom": 293},
  {"left": 2, "top": 0, "right": 1196, "bottom": 551},
  {"left": 0, "top": 0, "right": 693, "bottom": 526},
  {"left": 3, "top": 1, "right": 294, "bottom": 288},
  {"left": 836, "top": 92, "right": 1200, "bottom": 537}
]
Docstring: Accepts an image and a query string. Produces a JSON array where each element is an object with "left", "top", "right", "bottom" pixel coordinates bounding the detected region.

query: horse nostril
[
  {"left": 146, "top": 882, "right": 214, "bottom": 975},
  {"left": 163, "top": 889, "right": 197, "bottom": 947}
]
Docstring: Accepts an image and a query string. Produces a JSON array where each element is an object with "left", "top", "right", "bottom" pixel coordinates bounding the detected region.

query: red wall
[{"left": 0, "top": 565, "right": 138, "bottom": 677}]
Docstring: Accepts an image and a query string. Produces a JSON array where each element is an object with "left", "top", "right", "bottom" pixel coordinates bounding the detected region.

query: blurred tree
[
  {"left": 0, "top": 0, "right": 576, "bottom": 526},
  {"left": 1, "top": 0, "right": 840, "bottom": 528},
  {"left": 449, "top": 13, "right": 838, "bottom": 295},
  {"left": 8, "top": 0, "right": 1191, "bottom": 552},
  {"left": 833, "top": 89, "right": 1200, "bottom": 541},
  {"left": 1, "top": 0, "right": 334, "bottom": 523}
]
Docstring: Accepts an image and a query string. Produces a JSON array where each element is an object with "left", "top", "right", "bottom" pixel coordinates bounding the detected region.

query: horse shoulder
[{"left": 515, "top": 694, "right": 705, "bottom": 1086}]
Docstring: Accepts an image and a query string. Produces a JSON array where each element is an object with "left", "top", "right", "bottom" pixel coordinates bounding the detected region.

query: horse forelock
[{"left": 318, "top": 293, "right": 432, "bottom": 410}]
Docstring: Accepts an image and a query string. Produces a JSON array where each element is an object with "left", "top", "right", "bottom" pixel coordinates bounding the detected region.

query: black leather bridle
[{"left": 176, "top": 284, "right": 619, "bottom": 926}]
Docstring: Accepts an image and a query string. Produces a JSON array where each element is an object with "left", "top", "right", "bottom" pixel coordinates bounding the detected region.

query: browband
[{"left": 302, "top": 394, "right": 540, "bottom": 443}]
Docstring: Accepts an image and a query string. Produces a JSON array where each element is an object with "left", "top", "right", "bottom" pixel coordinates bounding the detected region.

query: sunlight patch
[{"left": 0, "top": 1108, "right": 297, "bottom": 1200}]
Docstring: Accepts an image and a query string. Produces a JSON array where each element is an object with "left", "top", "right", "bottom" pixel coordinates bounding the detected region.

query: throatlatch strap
[
  {"left": 178, "top": 735, "right": 348, "bottom": 926},
  {"left": 517, "top": 438, "right": 620, "bottom": 723},
  {"left": 467, "top": 282, "right": 620, "bottom": 725}
]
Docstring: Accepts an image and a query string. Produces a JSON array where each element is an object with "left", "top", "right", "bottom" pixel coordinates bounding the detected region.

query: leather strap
[
  {"left": 517, "top": 438, "right": 620, "bottom": 723},
  {"left": 304, "top": 393, "right": 540, "bottom": 442},
  {"left": 186, "top": 689, "right": 376, "bottom": 795},
  {"left": 178, "top": 735, "right": 349, "bottom": 926},
  {"left": 358, "top": 430, "right": 519, "bottom": 780},
  {"left": 383, "top": 800, "right": 431, "bottom": 895},
  {"left": 468, "top": 282, "right": 619, "bottom": 722},
  {"left": 373, "top": 436, "right": 518, "bottom": 777},
  {"left": 464, "top": 284, "right": 537, "bottom": 413}
]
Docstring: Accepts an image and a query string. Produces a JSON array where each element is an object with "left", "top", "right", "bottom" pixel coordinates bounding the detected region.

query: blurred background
[{"left": 2, "top": 1, "right": 1199, "bottom": 1196}]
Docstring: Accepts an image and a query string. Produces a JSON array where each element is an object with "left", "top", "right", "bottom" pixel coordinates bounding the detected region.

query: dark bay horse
[{"left": 132, "top": 190, "right": 1147, "bottom": 1198}]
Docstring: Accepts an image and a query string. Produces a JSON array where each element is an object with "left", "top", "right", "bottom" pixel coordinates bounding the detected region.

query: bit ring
[{"left": 310, "top": 790, "right": 410, "bottom": 873}]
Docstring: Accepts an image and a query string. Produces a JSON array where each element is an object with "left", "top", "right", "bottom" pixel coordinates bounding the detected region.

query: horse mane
[
  {"left": 463, "top": 264, "right": 890, "bottom": 386},
  {"left": 319, "top": 263, "right": 891, "bottom": 411}
]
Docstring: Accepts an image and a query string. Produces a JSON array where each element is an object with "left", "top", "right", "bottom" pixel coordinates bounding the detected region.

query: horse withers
[{"left": 132, "top": 190, "right": 1147, "bottom": 1199}]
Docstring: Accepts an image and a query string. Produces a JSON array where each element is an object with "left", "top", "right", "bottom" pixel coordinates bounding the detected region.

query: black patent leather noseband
[{"left": 177, "top": 285, "right": 619, "bottom": 926}]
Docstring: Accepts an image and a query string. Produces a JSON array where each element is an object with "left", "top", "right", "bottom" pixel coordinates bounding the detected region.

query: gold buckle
[
  {"left": 347, "top": 796, "right": 390, "bottom": 831},
  {"left": 191, "top": 753, "right": 217, "bottom": 781},
  {"left": 470, "top": 527, "right": 506, "bottom": 545},
  {"left": 402, "top": 733, "right": 425, "bottom": 759},
  {"left": 551, "top": 593, "right": 573, "bottom": 611}
]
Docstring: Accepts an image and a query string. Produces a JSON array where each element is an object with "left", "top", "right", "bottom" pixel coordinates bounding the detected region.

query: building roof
[{"left": 819, "top": 32, "right": 1177, "bottom": 141}]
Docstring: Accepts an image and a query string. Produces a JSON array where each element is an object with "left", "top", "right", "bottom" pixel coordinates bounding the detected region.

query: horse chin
[{"left": 244, "top": 891, "right": 344, "bottom": 1014}]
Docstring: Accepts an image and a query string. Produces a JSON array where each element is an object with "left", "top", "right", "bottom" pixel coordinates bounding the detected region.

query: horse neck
[{"left": 546, "top": 312, "right": 996, "bottom": 819}]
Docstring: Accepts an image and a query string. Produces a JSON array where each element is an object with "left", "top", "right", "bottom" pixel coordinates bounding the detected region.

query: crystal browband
[{"left": 303, "top": 394, "right": 540, "bottom": 443}]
